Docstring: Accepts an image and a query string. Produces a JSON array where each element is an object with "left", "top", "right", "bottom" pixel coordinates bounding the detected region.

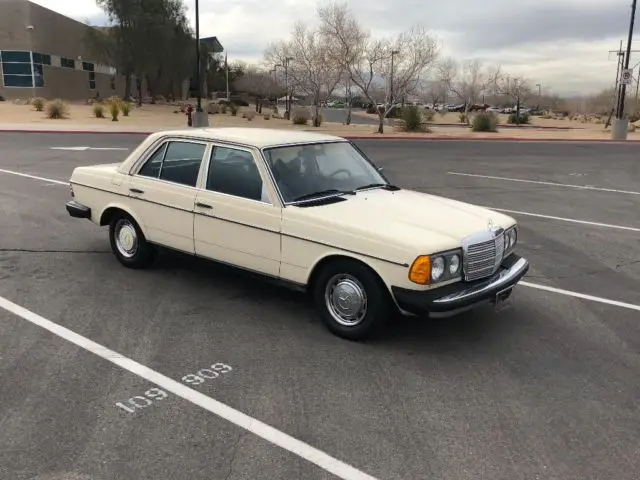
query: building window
[
  {"left": 61, "top": 57, "right": 75, "bottom": 69},
  {"left": 0, "top": 50, "right": 35, "bottom": 88},
  {"left": 82, "top": 61, "right": 94, "bottom": 72},
  {"left": 89, "top": 71, "right": 96, "bottom": 90}
]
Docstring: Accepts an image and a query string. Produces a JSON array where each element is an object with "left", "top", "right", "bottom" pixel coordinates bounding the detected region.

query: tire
[
  {"left": 108, "top": 211, "right": 156, "bottom": 268},
  {"left": 312, "top": 259, "right": 394, "bottom": 341}
]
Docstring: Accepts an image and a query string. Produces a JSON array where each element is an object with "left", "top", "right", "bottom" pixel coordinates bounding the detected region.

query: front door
[
  {"left": 128, "top": 139, "right": 208, "bottom": 254},
  {"left": 193, "top": 144, "right": 282, "bottom": 277}
]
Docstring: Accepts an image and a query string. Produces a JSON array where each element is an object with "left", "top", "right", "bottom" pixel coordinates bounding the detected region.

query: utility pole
[{"left": 616, "top": 0, "right": 637, "bottom": 121}]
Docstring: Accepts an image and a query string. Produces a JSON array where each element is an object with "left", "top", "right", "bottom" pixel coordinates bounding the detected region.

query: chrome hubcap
[
  {"left": 115, "top": 219, "right": 138, "bottom": 258},
  {"left": 324, "top": 274, "right": 368, "bottom": 326}
]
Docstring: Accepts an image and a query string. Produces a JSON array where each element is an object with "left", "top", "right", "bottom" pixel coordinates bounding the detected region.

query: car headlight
[
  {"left": 504, "top": 225, "right": 517, "bottom": 255},
  {"left": 409, "top": 249, "right": 463, "bottom": 285}
]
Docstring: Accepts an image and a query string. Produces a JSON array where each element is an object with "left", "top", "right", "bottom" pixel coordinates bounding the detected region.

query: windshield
[{"left": 262, "top": 141, "right": 388, "bottom": 203}]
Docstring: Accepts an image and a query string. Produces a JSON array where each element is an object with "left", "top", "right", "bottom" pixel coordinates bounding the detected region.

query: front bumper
[
  {"left": 65, "top": 200, "right": 92, "bottom": 219},
  {"left": 392, "top": 253, "right": 530, "bottom": 317}
]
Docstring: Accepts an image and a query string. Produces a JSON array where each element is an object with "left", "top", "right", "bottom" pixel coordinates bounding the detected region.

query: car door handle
[
  {"left": 130, "top": 188, "right": 144, "bottom": 194},
  {"left": 195, "top": 202, "right": 213, "bottom": 209}
]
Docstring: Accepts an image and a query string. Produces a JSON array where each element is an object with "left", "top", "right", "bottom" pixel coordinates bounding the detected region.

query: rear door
[{"left": 128, "top": 139, "right": 209, "bottom": 254}]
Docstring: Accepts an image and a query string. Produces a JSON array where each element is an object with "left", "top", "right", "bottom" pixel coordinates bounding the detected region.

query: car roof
[{"left": 148, "top": 127, "right": 348, "bottom": 148}]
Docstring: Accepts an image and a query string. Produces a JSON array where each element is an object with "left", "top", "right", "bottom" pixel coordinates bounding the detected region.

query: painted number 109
[{"left": 115, "top": 388, "right": 168, "bottom": 413}]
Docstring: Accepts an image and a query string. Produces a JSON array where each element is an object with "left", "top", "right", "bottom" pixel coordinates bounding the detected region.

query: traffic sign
[{"left": 621, "top": 68, "right": 633, "bottom": 85}]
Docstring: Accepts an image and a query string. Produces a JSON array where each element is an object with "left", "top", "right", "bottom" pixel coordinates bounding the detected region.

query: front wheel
[
  {"left": 108, "top": 212, "right": 156, "bottom": 268},
  {"left": 312, "top": 259, "right": 394, "bottom": 341}
]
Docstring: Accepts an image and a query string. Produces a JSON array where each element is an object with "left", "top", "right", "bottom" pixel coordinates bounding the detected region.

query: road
[{"left": 0, "top": 133, "right": 639, "bottom": 480}]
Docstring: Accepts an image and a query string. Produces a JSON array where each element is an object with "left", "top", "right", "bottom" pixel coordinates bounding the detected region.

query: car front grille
[{"left": 464, "top": 232, "right": 505, "bottom": 281}]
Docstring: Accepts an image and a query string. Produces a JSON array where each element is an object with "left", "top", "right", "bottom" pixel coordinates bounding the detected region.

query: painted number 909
[{"left": 115, "top": 362, "right": 233, "bottom": 415}]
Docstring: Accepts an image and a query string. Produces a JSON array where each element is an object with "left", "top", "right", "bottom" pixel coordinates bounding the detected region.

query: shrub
[
  {"left": 229, "top": 103, "right": 238, "bottom": 116},
  {"left": 46, "top": 99, "right": 68, "bottom": 119},
  {"left": 246, "top": 110, "right": 256, "bottom": 121},
  {"left": 109, "top": 101, "right": 120, "bottom": 121},
  {"left": 471, "top": 112, "right": 498, "bottom": 132},
  {"left": 629, "top": 123, "right": 636, "bottom": 132},
  {"left": 263, "top": 113, "right": 271, "bottom": 120},
  {"left": 458, "top": 113, "right": 468, "bottom": 123},
  {"left": 220, "top": 103, "right": 228, "bottom": 114},
  {"left": 93, "top": 103, "right": 106, "bottom": 118},
  {"left": 423, "top": 109, "right": 435, "bottom": 121},
  {"left": 629, "top": 113, "right": 640, "bottom": 123},
  {"left": 399, "top": 106, "right": 428, "bottom": 132},
  {"left": 32, "top": 97, "right": 45, "bottom": 112},
  {"left": 366, "top": 104, "right": 377, "bottom": 114},
  {"left": 121, "top": 101, "right": 132, "bottom": 116},
  {"left": 292, "top": 107, "right": 310, "bottom": 125},
  {"left": 507, "top": 112, "right": 530, "bottom": 124}
]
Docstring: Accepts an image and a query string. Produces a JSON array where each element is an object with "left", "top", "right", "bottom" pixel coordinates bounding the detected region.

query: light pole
[
  {"left": 192, "top": 0, "right": 209, "bottom": 127},
  {"left": 284, "top": 56, "right": 293, "bottom": 119}
]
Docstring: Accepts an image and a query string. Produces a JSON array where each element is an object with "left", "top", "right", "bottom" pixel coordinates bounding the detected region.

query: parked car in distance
[{"left": 65, "top": 128, "right": 529, "bottom": 340}]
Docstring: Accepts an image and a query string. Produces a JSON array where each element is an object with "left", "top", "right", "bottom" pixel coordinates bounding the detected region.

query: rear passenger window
[
  {"left": 138, "top": 143, "right": 167, "bottom": 178},
  {"left": 206, "top": 146, "right": 267, "bottom": 202},
  {"left": 143, "top": 141, "right": 206, "bottom": 187}
]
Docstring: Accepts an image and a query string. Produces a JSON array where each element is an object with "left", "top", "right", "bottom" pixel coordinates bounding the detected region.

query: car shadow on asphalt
[{"left": 151, "top": 248, "right": 521, "bottom": 350}]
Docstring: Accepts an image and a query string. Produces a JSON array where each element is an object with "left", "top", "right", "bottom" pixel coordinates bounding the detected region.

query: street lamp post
[
  {"left": 192, "top": 0, "right": 209, "bottom": 127},
  {"left": 536, "top": 83, "right": 541, "bottom": 109}
]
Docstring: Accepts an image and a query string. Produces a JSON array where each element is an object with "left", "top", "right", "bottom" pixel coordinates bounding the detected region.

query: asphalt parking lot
[{"left": 0, "top": 132, "right": 639, "bottom": 480}]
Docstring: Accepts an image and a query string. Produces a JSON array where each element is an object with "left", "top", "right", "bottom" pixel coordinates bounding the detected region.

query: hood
[{"left": 284, "top": 188, "right": 516, "bottom": 254}]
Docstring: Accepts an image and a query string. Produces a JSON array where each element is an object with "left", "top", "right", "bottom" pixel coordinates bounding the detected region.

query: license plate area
[{"left": 493, "top": 286, "right": 514, "bottom": 312}]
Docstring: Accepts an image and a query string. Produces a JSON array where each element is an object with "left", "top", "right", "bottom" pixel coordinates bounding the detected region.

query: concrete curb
[{"left": 0, "top": 128, "right": 638, "bottom": 144}]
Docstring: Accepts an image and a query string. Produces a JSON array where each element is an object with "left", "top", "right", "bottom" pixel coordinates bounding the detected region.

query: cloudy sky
[{"left": 31, "top": 0, "right": 640, "bottom": 96}]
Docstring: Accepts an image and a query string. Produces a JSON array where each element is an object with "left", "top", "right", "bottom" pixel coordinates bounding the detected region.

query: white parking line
[
  {"left": 448, "top": 172, "right": 640, "bottom": 196},
  {"left": 0, "top": 168, "right": 69, "bottom": 186},
  {"left": 0, "top": 295, "right": 377, "bottom": 480},
  {"left": 485, "top": 207, "right": 640, "bottom": 233},
  {"left": 521, "top": 281, "right": 640, "bottom": 312}
]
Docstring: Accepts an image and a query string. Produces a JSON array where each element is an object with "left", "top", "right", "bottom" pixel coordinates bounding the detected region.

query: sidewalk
[{"left": 1, "top": 101, "right": 638, "bottom": 142}]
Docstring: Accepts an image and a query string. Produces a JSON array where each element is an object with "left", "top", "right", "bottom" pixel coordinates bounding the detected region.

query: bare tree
[
  {"left": 493, "top": 74, "right": 533, "bottom": 124},
  {"left": 233, "top": 67, "right": 280, "bottom": 113},
  {"left": 318, "top": 2, "right": 440, "bottom": 133},
  {"left": 439, "top": 57, "right": 501, "bottom": 122}
]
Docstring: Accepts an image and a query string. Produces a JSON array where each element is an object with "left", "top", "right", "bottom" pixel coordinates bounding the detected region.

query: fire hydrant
[{"left": 186, "top": 104, "right": 193, "bottom": 126}]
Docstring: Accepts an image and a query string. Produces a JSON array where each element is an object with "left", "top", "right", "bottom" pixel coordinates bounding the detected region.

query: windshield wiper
[
  {"left": 355, "top": 183, "right": 400, "bottom": 191},
  {"left": 291, "top": 189, "right": 355, "bottom": 203}
]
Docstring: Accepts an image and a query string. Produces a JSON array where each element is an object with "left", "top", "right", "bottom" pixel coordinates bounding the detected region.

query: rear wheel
[
  {"left": 312, "top": 259, "right": 394, "bottom": 340},
  {"left": 108, "top": 211, "right": 156, "bottom": 268}
]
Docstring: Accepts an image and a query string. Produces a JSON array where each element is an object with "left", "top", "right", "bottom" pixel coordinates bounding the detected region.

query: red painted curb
[
  {"left": 0, "top": 129, "right": 152, "bottom": 135},
  {"left": 1, "top": 129, "right": 638, "bottom": 144}
]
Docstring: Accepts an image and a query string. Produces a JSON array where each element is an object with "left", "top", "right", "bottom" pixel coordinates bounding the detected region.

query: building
[
  {"left": 0, "top": 0, "right": 129, "bottom": 100},
  {"left": 0, "top": 0, "right": 224, "bottom": 101}
]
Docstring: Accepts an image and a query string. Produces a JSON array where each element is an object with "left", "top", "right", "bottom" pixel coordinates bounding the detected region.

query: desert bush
[
  {"left": 121, "top": 101, "right": 131, "bottom": 116},
  {"left": 32, "top": 97, "right": 45, "bottom": 112},
  {"left": 471, "top": 112, "right": 498, "bottom": 132},
  {"left": 246, "top": 110, "right": 256, "bottom": 121},
  {"left": 366, "top": 104, "right": 377, "bottom": 114},
  {"left": 109, "top": 101, "right": 120, "bottom": 121},
  {"left": 93, "top": 103, "right": 106, "bottom": 118},
  {"left": 292, "top": 107, "right": 310, "bottom": 125},
  {"left": 154, "top": 94, "right": 167, "bottom": 104},
  {"left": 46, "top": 99, "right": 68, "bottom": 119},
  {"left": 507, "top": 112, "right": 530, "bottom": 124},
  {"left": 400, "top": 106, "right": 428, "bottom": 132},
  {"left": 229, "top": 104, "right": 238, "bottom": 116},
  {"left": 220, "top": 103, "right": 228, "bottom": 114},
  {"left": 263, "top": 113, "right": 271, "bottom": 120},
  {"left": 459, "top": 113, "right": 468, "bottom": 123},
  {"left": 629, "top": 123, "right": 636, "bottom": 132},
  {"left": 628, "top": 113, "right": 640, "bottom": 123},
  {"left": 423, "top": 109, "right": 435, "bottom": 121},
  {"left": 206, "top": 103, "right": 219, "bottom": 114}
]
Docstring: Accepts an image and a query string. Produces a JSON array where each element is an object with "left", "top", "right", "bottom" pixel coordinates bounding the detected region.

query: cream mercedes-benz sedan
[{"left": 65, "top": 127, "right": 529, "bottom": 340}]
